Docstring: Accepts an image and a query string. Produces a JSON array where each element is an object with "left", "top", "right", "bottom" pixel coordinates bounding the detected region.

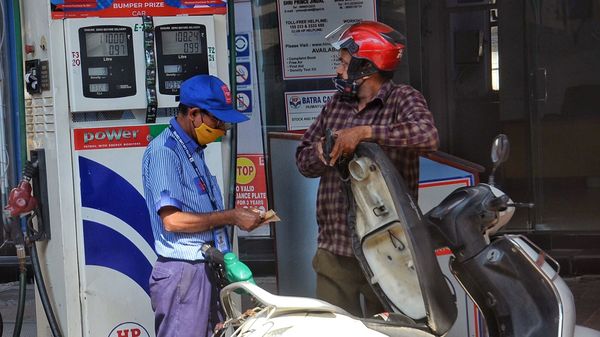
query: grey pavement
[{"left": 0, "top": 282, "right": 36, "bottom": 337}]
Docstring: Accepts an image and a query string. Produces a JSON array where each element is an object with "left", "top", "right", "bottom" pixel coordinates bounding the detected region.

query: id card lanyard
[{"left": 168, "top": 125, "right": 231, "bottom": 253}]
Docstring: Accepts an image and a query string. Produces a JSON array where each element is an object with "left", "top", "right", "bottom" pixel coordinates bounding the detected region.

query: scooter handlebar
[
  {"left": 507, "top": 202, "right": 535, "bottom": 209},
  {"left": 484, "top": 194, "right": 509, "bottom": 212}
]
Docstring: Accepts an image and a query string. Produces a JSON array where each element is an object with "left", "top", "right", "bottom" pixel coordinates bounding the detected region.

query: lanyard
[
  {"left": 168, "top": 125, "right": 218, "bottom": 208},
  {"left": 168, "top": 125, "right": 231, "bottom": 253}
]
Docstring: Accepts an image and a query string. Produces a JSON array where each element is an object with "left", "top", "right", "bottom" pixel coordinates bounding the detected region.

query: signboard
[
  {"left": 235, "top": 154, "right": 268, "bottom": 213},
  {"left": 277, "top": 0, "right": 376, "bottom": 80},
  {"left": 236, "top": 90, "right": 252, "bottom": 115},
  {"left": 284, "top": 90, "right": 335, "bottom": 130},
  {"left": 73, "top": 124, "right": 166, "bottom": 150},
  {"left": 51, "top": 0, "right": 227, "bottom": 19}
]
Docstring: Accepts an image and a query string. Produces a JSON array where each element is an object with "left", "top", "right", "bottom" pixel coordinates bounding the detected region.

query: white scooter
[{"left": 213, "top": 135, "right": 600, "bottom": 337}]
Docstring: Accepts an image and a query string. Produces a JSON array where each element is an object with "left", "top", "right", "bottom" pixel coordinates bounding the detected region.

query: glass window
[{"left": 250, "top": 0, "right": 410, "bottom": 136}]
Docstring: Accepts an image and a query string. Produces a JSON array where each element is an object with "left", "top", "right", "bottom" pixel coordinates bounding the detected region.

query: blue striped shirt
[{"left": 142, "top": 118, "right": 224, "bottom": 261}]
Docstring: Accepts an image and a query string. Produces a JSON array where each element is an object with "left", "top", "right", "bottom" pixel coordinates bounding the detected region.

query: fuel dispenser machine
[{"left": 20, "top": 2, "right": 231, "bottom": 336}]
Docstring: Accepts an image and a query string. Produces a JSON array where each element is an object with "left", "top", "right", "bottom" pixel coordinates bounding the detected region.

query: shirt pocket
[
  {"left": 209, "top": 175, "right": 224, "bottom": 210},
  {"left": 149, "top": 265, "right": 173, "bottom": 307},
  {"left": 193, "top": 176, "right": 209, "bottom": 196},
  {"left": 150, "top": 265, "right": 172, "bottom": 283}
]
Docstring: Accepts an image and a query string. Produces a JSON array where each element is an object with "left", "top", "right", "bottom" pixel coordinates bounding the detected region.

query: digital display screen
[
  {"left": 88, "top": 67, "right": 108, "bottom": 76},
  {"left": 164, "top": 80, "right": 182, "bottom": 90},
  {"left": 89, "top": 83, "right": 109, "bottom": 92},
  {"left": 161, "top": 30, "right": 202, "bottom": 55},
  {"left": 164, "top": 64, "right": 183, "bottom": 74},
  {"left": 85, "top": 32, "right": 128, "bottom": 57}
]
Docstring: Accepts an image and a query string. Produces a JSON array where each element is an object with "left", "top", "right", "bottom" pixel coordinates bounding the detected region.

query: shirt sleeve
[
  {"left": 295, "top": 104, "right": 330, "bottom": 178},
  {"left": 142, "top": 146, "right": 185, "bottom": 213},
  {"left": 370, "top": 85, "right": 439, "bottom": 152}
]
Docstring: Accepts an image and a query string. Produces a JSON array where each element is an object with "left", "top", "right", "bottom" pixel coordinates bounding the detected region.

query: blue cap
[{"left": 179, "top": 75, "right": 249, "bottom": 123}]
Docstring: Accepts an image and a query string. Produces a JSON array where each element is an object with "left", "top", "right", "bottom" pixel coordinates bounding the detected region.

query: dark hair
[
  {"left": 178, "top": 103, "right": 189, "bottom": 115},
  {"left": 178, "top": 103, "right": 211, "bottom": 117},
  {"left": 380, "top": 70, "right": 394, "bottom": 80}
]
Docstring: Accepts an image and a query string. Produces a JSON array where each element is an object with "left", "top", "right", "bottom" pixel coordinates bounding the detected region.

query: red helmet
[{"left": 327, "top": 21, "right": 406, "bottom": 72}]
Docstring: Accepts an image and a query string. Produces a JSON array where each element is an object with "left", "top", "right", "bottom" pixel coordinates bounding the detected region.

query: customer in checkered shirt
[{"left": 296, "top": 21, "right": 439, "bottom": 318}]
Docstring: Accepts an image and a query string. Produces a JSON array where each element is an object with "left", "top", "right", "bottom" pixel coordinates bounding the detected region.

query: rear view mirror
[
  {"left": 491, "top": 134, "right": 510, "bottom": 166},
  {"left": 489, "top": 134, "right": 510, "bottom": 185}
]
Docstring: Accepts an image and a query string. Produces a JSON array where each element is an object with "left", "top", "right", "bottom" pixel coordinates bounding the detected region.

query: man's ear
[{"left": 187, "top": 107, "right": 200, "bottom": 119}]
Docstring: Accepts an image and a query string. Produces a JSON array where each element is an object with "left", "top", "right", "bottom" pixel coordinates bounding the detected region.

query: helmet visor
[{"left": 325, "top": 23, "right": 356, "bottom": 50}]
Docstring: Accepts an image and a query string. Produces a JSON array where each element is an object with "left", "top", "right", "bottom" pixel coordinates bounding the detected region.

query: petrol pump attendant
[
  {"left": 142, "top": 74, "right": 264, "bottom": 337},
  {"left": 296, "top": 21, "right": 439, "bottom": 317}
]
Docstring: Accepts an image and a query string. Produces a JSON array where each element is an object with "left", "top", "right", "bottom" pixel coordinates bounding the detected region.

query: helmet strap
[
  {"left": 333, "top": 77, "right": 361, "bottom": 100},
  {"left": 333, "top": 57, "right": 378, "bottom": 101}
]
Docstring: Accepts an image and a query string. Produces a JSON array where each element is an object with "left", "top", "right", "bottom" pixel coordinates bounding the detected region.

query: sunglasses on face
[{"left": 197, "top": 109, "right": 233, "bottom": 130}]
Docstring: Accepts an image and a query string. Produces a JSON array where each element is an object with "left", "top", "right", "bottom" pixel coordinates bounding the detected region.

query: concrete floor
[
  {"left": 1, "top": 276, "right": 599, "bottom": 336},
  {"left": 0, "top": 282, "right": 36, "bottom": 337},
  {"left": 565, "top": 276, "right": 600, "bottom": 331}
]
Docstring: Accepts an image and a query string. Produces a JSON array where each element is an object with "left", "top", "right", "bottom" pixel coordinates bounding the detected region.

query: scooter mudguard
[{"left": 344, "top": 143, "right": 457, "bottom": 335}]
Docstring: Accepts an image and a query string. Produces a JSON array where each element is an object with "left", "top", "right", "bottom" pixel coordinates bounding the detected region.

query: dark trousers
[
  {"left": 149, "top": 258, "right": 220, "bottom": 337},
  {"left": 312, "top": 248, "right": 384, "bottom": 317}
]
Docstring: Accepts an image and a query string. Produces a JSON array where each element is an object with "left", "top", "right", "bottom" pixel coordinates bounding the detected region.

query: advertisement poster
[
  {"left": 51, "top": 0, "right": 227, "bottom": 19},
  {"left": 277, "top": 0, "right": 376, "bottom": 80},
  {"left": 285, "top": 90, "right": 335, "bottom": 130},
  {"left": 235, "top": 154, "right": 268, "bottom": 212}
]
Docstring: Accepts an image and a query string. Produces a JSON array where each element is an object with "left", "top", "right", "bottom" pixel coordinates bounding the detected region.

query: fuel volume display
[
  {"left": 85, "top": 32, "right": 128, "bottom": 57},
  {"left": 156, "top": 24, "right": 209, "bottom": 95},
  {"left": 79, "top": 25, "right": 136, "bottom": 98},
  {"left": 162, "top": 30, "right": 201, "bottom": 55}
]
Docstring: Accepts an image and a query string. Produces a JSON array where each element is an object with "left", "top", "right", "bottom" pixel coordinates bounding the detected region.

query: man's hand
[
  {"left": 328, "top": 126, "right": 372, "bottom": 166},
  {"left": 232, "top": 208, "right": 263, "bottom": 231}
]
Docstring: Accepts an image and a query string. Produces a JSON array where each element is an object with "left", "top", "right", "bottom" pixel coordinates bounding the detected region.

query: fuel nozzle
[
  {"left": 201, "top": 243, "right": 255, "bottom": 287},
  {"left": 5, "top": 159, "right": 39, "bottom": 218}
]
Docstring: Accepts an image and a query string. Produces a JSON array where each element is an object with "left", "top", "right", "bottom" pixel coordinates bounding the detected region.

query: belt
[{"left": 156, "top": 255, "right": 206, "bottom": 264}]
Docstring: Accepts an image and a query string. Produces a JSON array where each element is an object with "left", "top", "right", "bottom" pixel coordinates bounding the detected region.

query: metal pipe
[
  {"left": 7, "top": 0, "right": 25, "bottom": 177},
  {"left": 226, "top": 0, "right": 238, "bottom": 243}
]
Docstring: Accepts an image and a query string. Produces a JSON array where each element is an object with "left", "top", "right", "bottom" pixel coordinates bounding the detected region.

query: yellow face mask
[{"left": 194, "top": 123, "right": 225, "bottom": 145}]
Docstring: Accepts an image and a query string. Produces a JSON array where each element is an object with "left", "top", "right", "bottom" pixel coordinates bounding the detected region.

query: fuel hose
[
  {"left": 28, "top": 224, "right": 63, "bottom": 337},
  {"left": 12, "top": 244, "right": 26, "bottom": 337}
]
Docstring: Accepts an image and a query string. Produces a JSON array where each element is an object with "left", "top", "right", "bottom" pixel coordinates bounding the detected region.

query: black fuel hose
[
  {"left": 27, "top": 212, "right": 63, "bottom": 337},
  {"left": 5, "top": 216, "right": 26, "bottom": 337},
  {"left": 12, "top": 265, "right": 26, "bottom": 337},
  {"left": 29, "top": 228, "right": 63, "bottom": 337}
]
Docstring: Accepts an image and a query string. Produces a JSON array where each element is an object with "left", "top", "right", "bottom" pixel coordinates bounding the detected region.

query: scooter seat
[{"left": 220, "top": 282, "right": 351, "bottom": 316}]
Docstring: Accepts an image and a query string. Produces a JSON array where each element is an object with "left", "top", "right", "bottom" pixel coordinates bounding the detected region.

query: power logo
[
  {"left": 108, "top": 322, "right": 150, "bottom": 337},
  {"left": 84, "top": 129, "right": 140, "bottom": 144},
  {"left": 74, "top": 126, "right": 153, "bottom": 150}
]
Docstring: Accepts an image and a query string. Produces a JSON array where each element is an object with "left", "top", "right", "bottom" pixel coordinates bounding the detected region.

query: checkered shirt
[{"left": 296, "top": 81, "right": 439, "bottom": 257}]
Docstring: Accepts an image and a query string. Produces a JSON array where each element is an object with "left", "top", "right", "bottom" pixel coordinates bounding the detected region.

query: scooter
[{"left": 212, "top": 135, "right": 600, "bottom": 337}]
